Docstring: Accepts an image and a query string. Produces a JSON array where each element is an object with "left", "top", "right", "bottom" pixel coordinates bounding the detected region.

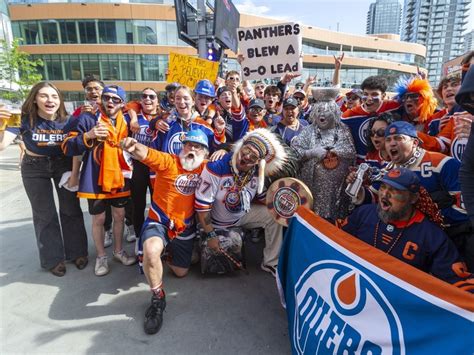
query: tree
[{"left": 0, "top": 38, "right": 43, "bottom": 103}]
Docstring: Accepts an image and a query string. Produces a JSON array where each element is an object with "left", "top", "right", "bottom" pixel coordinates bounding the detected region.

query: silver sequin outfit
[{"left": 292, "top": 123, "right": 356, "bottom": 221}]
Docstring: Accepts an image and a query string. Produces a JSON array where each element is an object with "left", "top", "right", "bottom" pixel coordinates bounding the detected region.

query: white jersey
[{"left": 195, "top": 153, "right": 265, "bottom": 228}]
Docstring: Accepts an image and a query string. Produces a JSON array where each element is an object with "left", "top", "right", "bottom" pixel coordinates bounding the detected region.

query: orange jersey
[{"left": 142, "top": 148, "right": 206, "bottom": 237}]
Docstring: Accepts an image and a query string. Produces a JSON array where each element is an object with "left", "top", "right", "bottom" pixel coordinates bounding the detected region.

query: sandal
[
  {"left": 74, "top": 256, "right": 89, "bottom": 270},
  {"left": 50, "top": 262, "right": 66, "bottom": 277}
]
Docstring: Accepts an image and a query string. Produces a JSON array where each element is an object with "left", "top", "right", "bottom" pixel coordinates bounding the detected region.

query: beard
[
  {"left": 179, "top": 150, "right": 205, "bottom": 171},
  {"left": 376, "top": 203, "right": 413, "bottom": 224}
]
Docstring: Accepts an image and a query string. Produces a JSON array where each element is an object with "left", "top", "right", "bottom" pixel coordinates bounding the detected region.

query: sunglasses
[
  {"left": 293, "top": 96, "right": 304, "bottom": 102},
  {"left": 369, "top": 128, "right": 386, "bottom": 138},
  {"left": 249, "top": 107, "right": 264, "bottom": 114},
  {"left": 102, "top": 95, "right": 123, "bottom": 104},
  {"left": 403, "top": 93, "right": 420, "bottom": 101},
  {"left": 141, "top": 93, "right": 157, "bottom": 100}
]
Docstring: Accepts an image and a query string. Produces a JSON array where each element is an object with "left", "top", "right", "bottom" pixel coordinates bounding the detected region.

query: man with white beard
[{"left": 120, "top": 130, "right": 209, "bottom": 335}]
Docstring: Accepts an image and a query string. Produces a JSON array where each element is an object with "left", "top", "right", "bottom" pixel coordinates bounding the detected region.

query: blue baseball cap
[
  {"left": 381, "top": 167, "right": 420, "bottom": 193},
  {"left": 102, "top": 85, "right": 126, "bottom": 102},
  {"left": 182, "top": 130, "right": 209, "bottom": 149},
  {"left": 385, "top": 121, "right": 418, "bottom": 139}
]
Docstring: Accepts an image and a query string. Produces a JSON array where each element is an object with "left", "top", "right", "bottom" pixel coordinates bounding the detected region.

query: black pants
[
  {"left": 21, "top": 154, "right": 88, "bottom": 270},
  {"left": 130, "top": 160, "right": 153, "bottom": 237}
]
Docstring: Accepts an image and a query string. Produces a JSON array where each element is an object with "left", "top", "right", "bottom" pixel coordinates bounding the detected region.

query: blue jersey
[
  {"left": 125, "top": 112, "right": 155, "bottom": 147},
  {"left": 271, "top": 119, "right": 309, "bottom": 146},
  {"left": 341, "top": 204, "right": 471, "bottom": 287},
  {"left": 151, "top": 112, "right": 222, "bottom": 155}
]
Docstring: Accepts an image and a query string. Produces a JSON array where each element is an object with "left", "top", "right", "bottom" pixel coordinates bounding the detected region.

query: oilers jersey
[{"left": 195, "top": 153, "right": 265, "bottom": 228}]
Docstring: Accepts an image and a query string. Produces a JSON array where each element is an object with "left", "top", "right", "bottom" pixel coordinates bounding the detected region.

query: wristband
[{"left": 204, "top": 230, "right": 217, "bottom": 241}]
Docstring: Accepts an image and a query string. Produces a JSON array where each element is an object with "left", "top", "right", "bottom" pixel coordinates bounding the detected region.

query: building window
[
  {"left": 133, "top": 20, "right": 157, "bottom": 45},
  {"left": 21, "top": 21, "right": 40, "bottom": 44},
  {"left": 78, "top": 21, "right": 97, "bottom": 44},
  {"left": 60, "top": 21, "right": 78, "bottom": 44},
  {"left": 98, "top": 20, "right": 117, "bottom": 44},
  {"left": 41, "top": 20, "right": 59, "bottom": 44}
]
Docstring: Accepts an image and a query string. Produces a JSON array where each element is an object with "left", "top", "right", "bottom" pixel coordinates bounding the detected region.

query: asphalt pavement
[{"left": 0, "top": 144, "right": 290, "bottom": 354}]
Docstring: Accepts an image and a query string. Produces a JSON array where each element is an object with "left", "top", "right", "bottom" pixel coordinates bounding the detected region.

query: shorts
[
  {"left": 88, "top": 197, "right": 129, "bottom": 215},
  {"left": 141, "top": 222, "right": 196, "bottom": 269}
]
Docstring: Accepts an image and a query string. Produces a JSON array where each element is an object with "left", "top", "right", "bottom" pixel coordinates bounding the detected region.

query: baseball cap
[
  {"left": 248, "top": 98, "right": 265, "bottom": 110},
  {"left": 283, "top": 97, "right": 299, "bottom": 108},
  {"left": 385, "top": 121, "right": 418, "bottom": 139},
  {"left": 182, "top": 129, "right": 209, "bottom": 149},
  {"left": 381, "top": 167, "right": 420, "bottom": 193},
  {"left": 217, "top": 86, "right": 232, "bottom": 98},
  {"left": 102, "top": 85, "right": 126, "bottom": 102},
  {"left": 345, "top": 89, "right": 363, "bottom": 99},
  {"left": 293, "top": 89, "right": 307, "bottom": 97}
]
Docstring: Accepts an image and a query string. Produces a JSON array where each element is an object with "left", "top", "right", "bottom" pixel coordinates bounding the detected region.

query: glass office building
[
  {"left": 366, "top": 0, "right": 402, "bottom": 35},
  {"left": 402, "top": 0, "right": 470, "bottom": 83},
  {"left": 8, "top": 1, "right": 426, "bottom": 100}
]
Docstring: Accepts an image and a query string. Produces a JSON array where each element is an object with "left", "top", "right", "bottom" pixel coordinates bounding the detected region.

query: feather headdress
[
  {"left": 394, "top": 76, "right": 438, "bottom": 122},
  {"left": 232, "top": 128, "right": 287, "bottom": 194}
]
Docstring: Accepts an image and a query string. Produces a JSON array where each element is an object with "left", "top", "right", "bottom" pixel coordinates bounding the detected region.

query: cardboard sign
[
  {"left": 278, "top": 208, "right": 473, "bottom": 354},
  {"left": 237, "top": 22, "right": 302, "bottom": 80},
  {"left": 167, "top": 52, "right": 219, "bottom": 88}
]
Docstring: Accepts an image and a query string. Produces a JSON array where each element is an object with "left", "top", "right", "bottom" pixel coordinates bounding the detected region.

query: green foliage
[{"left": 0, "top": 38, "right": 43, "bottom": 103}]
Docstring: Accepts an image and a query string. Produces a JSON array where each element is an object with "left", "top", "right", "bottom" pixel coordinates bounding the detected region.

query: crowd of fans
[{"left": 0, "top": 50, "right": 473, "bottom": 335}]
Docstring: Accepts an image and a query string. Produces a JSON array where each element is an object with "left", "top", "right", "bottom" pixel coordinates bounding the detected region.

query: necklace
[
  {"left": 232, "top": 166, "right": 255, "bottom": 191},
  {"left": 373, "top": 211, "right": 413, "bottom": 254}
]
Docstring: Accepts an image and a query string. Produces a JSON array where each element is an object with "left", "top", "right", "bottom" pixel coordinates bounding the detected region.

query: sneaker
[
  {"left": 95, "top": 256, "right": 109, "bottom": 276},
  {"left": 261, "top": 263, "right": 277, "bottom": 277},
  {"left": 144, "top": 293, "right": 166, "bottom": 335},
  {"left": 113, "top": 249, "right": 137, "bottom": 266},
  {"left": 125, "top": 224, "right": 137, "bottom": 243},
  {"left": 104, "top": 229, "right": 113, "bottom": 248}
]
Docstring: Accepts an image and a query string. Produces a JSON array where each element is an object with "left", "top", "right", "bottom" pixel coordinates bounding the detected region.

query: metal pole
[{"left": 197, "top": 0, "right": 207, "bottom": 59}]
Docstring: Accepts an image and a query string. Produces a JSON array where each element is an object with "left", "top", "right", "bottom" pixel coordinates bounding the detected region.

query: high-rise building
[
  {"left": 366, "top": 0, "right": 402, "bottom": 35},
  {"left": 464, "top": 29, "right": 474, "bottom": 52},
  {"left": 402, "top": 0, "right": 470, "bottom": 84}
]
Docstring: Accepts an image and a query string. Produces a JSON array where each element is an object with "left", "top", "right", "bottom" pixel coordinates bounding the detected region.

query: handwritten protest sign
[
  {"left": 167, "top": 52, "right": 219, "bottom": 88},
  {"left": 237, "top": 22, "right": 302, "bottom": 81}
]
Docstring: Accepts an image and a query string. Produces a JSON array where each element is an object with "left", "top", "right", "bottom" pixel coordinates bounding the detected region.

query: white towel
[{"left": 59, "top": 171, "right": 78, "bottom": 192}]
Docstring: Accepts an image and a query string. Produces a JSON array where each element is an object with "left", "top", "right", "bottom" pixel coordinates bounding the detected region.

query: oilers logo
[
  {"left": 293, "top": 261, "right": 404, "bottom": 355},
  {"left": 132, "top": 125, "right": 153, "bottom": 146},
  {"left": 224, "top": 190, "right": 243, "bottom": 212},
  {"left": 174, "top": 173, "right": 200, "bottom": 196},
  {"left": 167, "top": 132, "right": 185, "bottom": 155},
  {"left": 450, "top": 137, "right": 467, "bottom": 163},
  {"left": 358, "top": 118, "right": 371, "bottom": 146}
]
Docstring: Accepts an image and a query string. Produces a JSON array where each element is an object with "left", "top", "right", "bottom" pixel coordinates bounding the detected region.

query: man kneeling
[{"left": 121, "top": 130, "right": 209, "bottom": 335}]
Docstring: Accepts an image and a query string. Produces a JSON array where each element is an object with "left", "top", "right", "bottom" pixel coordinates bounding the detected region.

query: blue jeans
[{"left": 21, "top": 154, "right": 88, "bottom": 269}]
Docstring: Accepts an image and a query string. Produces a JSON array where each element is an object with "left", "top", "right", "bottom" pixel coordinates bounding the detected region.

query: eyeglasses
[
  {"left": 402, "top": 93, "right": 420, "bottom": 101},
  {"left": 141, "top": 93, "right": 157, "bottom": 100},
  {"left": 85, "top": 86, "right": 103, "bottom": 93},
  {"left": 101, "top": 95, "right": 123, "bottom": 104},
  {"left": 369, "top": 128, "right": 386, "bottom": 137},
  {"left": 240, "top": 146, "right": 260, "bottom": 163}
]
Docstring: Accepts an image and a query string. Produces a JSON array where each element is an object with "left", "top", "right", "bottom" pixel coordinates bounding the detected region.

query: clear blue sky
[{"left": 233, "top": 0, "right": 474, "bottom": 36}]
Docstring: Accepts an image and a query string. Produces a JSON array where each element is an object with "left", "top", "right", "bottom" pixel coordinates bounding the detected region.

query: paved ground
[{"left": 0, "top": 144, "right": 290, "bottom": 354}]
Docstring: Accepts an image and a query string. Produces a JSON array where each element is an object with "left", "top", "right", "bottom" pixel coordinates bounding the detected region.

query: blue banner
[{"left": 277, "top": 208, "right": 473, "bottom": 355}]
